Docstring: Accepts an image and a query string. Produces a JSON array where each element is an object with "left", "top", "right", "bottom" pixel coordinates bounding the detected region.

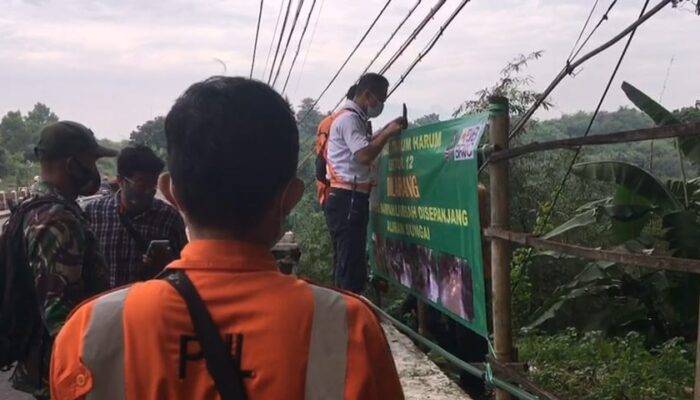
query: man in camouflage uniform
[{"left": 10, "top": 121, "right": 113, "bottom": 399}]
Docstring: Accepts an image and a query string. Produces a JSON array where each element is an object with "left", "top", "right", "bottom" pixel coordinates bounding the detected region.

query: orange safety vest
[{"left": 51, "top": 240, "right": 404, "bottom": 400}]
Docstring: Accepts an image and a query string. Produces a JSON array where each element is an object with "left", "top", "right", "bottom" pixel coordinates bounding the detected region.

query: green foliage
[
  {"left": 129, "top": 116, "right": 167, "bottom": 158},
  {"left": 519, "top": 329, "right": 694, "bottom": 400},
  {"left": 296, "top": 98, "right": 325, "bottom": 138},
  {"left": 410, "top": 113, "right": 440, "bottom": 128}
]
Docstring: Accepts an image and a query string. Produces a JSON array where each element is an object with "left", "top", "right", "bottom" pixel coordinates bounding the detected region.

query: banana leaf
[
  {"left": 610, "top": 187, "right": 652, "bottom": 242},
  {"left": 542, "top": 208, "right": 600, "bottom": 240},
  {"left": 572, "top": 161, "right": 682, "bottom": 211},
  {"left": 662, "top": 210, "right": 700, "bottom": 259},
  {"left": 622, "top": 81, "right": 700, "bottom": 165}
]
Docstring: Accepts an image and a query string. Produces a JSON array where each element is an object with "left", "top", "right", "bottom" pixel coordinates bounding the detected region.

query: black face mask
[{"left": 68, "top": 158, "right": 100, "bottom": 196}]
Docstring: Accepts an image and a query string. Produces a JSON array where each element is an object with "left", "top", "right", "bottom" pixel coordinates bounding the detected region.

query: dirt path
[{"left": 384, "top": 322, "right": 471, "bottom": 400}]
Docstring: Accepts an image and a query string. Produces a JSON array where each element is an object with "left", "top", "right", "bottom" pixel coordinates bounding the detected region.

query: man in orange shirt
[{"left": 50, "top": 76, "right": 404, "bottom": 399}]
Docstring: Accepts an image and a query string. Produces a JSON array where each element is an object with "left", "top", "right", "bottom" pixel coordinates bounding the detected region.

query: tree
[
  {"left": 129, "top": 116, "right": 167, "bottom": 158},
  {"left": 296, "top": 98, "right": 324, "bottom": 138},
  {"left": 452, "top": 51, "right": 552, "bottom": 117},
  {"left": 410, "top": 113, "right": 440, "bottom": 128}
]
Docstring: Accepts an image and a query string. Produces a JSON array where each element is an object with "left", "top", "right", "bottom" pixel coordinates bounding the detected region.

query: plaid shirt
[{"left": 85, "top": 192, "right": 187, "bottom": 288}]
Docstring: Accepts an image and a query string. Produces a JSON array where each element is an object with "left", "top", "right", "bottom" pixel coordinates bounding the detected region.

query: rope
[
  {"left": 263, "top": 0, "right": 285, "bottom": 79},
  {"left": 250, "top": 0, "right": 265, "bottom": 78},
  {"left": 267, "top": 0, "right": 294, "bottom": 84},
  {"left": 271, "top": 0, "right": 307, "bottom": 88},
  {"left": 387, "top": 0, "right": 473, "bottom": 98},
  {"left": 297, "top": 0, "right": 393, "bottom": 123},
  {"left": 328, "top": 0, "right": 423, "bottom": 113},
  {"left": 281, "top": 0, "right": 318, "bottom": 94}
]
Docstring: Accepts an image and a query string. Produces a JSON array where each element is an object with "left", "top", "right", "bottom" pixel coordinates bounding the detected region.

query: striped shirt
[{"left": 85, "top": 192, "right": 187, "bottom": 288}]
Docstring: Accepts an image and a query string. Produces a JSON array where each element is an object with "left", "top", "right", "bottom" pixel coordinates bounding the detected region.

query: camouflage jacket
[{"left": 11, "top": 181, "right": 108, "bottom": 398}]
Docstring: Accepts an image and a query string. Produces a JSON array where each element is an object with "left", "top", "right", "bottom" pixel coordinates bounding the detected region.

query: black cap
[{"left": 34, "top": 121, "right": 118, "bottom": 160}]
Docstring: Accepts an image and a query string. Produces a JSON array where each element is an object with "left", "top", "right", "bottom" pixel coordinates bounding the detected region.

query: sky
[{"left": 1, "top": 0, "right": 698, "bottom": 140}]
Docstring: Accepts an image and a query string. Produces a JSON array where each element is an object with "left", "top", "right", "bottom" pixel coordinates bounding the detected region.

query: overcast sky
[{"left": 1, "top": 0, "right": 698, "bottom": 140}]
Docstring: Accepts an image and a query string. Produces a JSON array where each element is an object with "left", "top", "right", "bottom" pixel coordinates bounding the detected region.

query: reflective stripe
[
  {"left": 82, "top": 287, "right": 130, "bottom": 400},
  {"left": 305, "top": 285, "right": 348, "bottom": 400}
]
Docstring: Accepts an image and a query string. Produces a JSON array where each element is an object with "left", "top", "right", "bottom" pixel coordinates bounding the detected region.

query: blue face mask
[{"left": 367, "top": 93, "right": 385, "bottom": 118}]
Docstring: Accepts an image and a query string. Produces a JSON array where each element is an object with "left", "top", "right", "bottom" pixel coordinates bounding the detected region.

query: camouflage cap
[{"left": 34, "top": 121, "right": 118, "bottom": 159}]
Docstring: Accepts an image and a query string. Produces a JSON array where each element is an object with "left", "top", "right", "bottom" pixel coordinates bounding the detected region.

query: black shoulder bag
[{"left": 162, "top": 270, "right": 247, "bottom": 400}]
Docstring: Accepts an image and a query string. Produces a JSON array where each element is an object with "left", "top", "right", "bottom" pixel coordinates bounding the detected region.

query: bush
[{"left": 519, "top": 329, "right": 694, "bottom": 400}]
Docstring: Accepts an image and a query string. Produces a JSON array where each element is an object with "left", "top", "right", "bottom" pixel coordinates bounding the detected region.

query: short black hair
[
  {"left": 117, "top": 145, "right": 165, "bottom": 178},
  {"left": 345, "top": 84, "right": 357, "bottom": 100},
  {"left": 355, "top": 73, "right": 389, "bottom": 98},
  {"left": 165, "top": 76, "right": 298, "bottom": 232}
]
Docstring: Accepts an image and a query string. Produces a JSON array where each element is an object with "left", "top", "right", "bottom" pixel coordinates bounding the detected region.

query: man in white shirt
[{"left": 324, "top": 73, "right": 405, "bottom": 293}]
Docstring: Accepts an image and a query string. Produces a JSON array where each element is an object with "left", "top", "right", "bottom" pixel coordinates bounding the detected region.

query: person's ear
[
  {"left": 281, "top": 177, "right": 304, "bottom": 216},
  {"left": 158, "top": 172, "right": 183, "bottom": 211}
]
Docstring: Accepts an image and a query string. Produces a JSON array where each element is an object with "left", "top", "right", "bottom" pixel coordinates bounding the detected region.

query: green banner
[{"left": 368, "top": 113, "right": 489, "bottom": 337}]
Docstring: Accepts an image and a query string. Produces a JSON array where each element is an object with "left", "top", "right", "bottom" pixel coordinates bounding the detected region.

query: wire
[
  {"left": 268, "top": 0, "right": 295, "bottom": 84},
  {"left": 570, "top": 0, "right": 620, "bottom": 61},
  {"left": 271, "top": 0, "right": 306, "bottom": 88},
  {"left": 263, "top": 0, "right": 285, "bottom": 79},
  {"left": 380, "top": 0, "right": 447, "bottom": 75},
  {"left": 250, "top": 0, "right": 265, "bottom": 78},
  {"left": 568, "top": 0, "right": 599, "bottom": 61},
  {"left": 327, "top": 0, "right": 423, "bottom": 112},
  {"left": 298, "top": 0, "right": 394, "bottom": 122},
  {"left": 533, "top": 0, "right": 651, "bottom": 238},
  {"left": 387, "top": 0, "right": 473, "bottom": 98},
  {"left": 281, "top": 0, "right": 318, "bottom": 94},
  {"left": 508, "top": 0, "right": 674, "bottom": 140},
  {"left": 292, "top": 0, "right": 325, "bottom": 97}
]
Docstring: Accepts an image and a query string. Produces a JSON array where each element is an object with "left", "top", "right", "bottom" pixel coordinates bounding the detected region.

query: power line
[
  {"left": 263, "top": 0, "right": 285, "bottom": 79},
  {"left": 509, "top": 0, "right": 674, "bottom": 140},
  {"left": 292, "top": 0, "right": 326, "bottom": 97},
  {"left": 271, "top": 0, "right": 306, "bottom": 88},
  {"left": 299, "top": 0, "right": 393, "bottom": 121},
  {"left": 250, "top": 0, "right": 265, "bottom": 78},
  {"left": 570, "top": 0, "right": 620, "bottom": 61},
  {"left": 380, "top": 0, "right": 447, "bottom": 75},
  {"left": 568, "top": 0, "right": 599, "bottom": 61},
  {"left": 328, "top": 0, "right": 423, "bottom": 111},
  {"left": 533, "top": 0, "right": 651, "bottom": 238},
  {"left": 267, "top": 0, "right": 294, "bottom": 84},
  {"left": 281, "top": 0, "right": 319, "bottom": 94},
  {"left": 387, "top": 0, "right": 473, "bottom": 98}
]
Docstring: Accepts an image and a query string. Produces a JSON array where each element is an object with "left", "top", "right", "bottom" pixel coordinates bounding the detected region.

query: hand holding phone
[{"left": 141, "top": 240, "right": 174, "bottom": 279}]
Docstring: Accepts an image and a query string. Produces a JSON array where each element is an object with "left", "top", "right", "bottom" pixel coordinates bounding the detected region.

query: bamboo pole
[{"left": 488, "top": 96, "right": 512, "bottom": 400}]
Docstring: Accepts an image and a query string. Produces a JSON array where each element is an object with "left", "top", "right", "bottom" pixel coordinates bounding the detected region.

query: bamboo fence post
[{"left": 488, "top": 96, "right": 512, "bottom": 400}]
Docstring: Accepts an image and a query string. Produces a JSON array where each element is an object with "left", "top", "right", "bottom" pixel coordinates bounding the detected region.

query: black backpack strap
[
  {"left": 117, "top": 212, "right": 148, "bottom": 253},
  {"left": 162, "top": 270, "right": 247, "bottom": 400}
]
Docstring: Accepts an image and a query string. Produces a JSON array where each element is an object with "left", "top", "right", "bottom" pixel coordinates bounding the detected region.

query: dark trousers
[{"left": 324, "top": 188, "right": 370, "bottom": 294}]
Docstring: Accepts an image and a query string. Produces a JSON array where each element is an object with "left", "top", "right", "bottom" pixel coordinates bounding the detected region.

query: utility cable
[
  {"left": 387, "top": 0, "right": 473, "bottom": 98},
  {"left": 263, "top": 0, "right": 285, "bottom": 79},
  {"left": 298, "top": 0, "right": 393, "bottom": 123},
  {"left": 268, "top": 0, "right": 295, "bottom": 84},
  {"left": 328, "top": 0, "right": 423, "bottom": 112},
  {"left": 379, "top": 0, "right": 447, "bottom": 75},
  {"left": 570, "top": 0, "right": 620, "bottom": 61},
  {"left": 292, "top": 0, "right": 326, "bottom": 97},
  {"left": 250, "top": 0, "right": 265, "bottom": 78},
  {"left": 272, "top": 0, "right": 306, "bottom": 88},
  {"left": 568, "top": 0, "right": 599, "bottom": 61},
  {"left": 509, "top": 0, "right": 674, "bottom": 140},
  {"left": 281, "top": 0, "right": 318, "bottom": 94}
]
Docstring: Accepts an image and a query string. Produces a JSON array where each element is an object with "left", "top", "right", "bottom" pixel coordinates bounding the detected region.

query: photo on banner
[{"left": 368, "top": 113, "right": 489, "bottom": 337}]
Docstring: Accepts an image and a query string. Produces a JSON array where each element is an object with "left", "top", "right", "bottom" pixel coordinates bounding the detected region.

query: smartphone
[
  {"left": 402, "top": 103, "right": 408, "bottom": 128},
  {"left": 146, "top": 240, "right": 171, "bottom": 258}
]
